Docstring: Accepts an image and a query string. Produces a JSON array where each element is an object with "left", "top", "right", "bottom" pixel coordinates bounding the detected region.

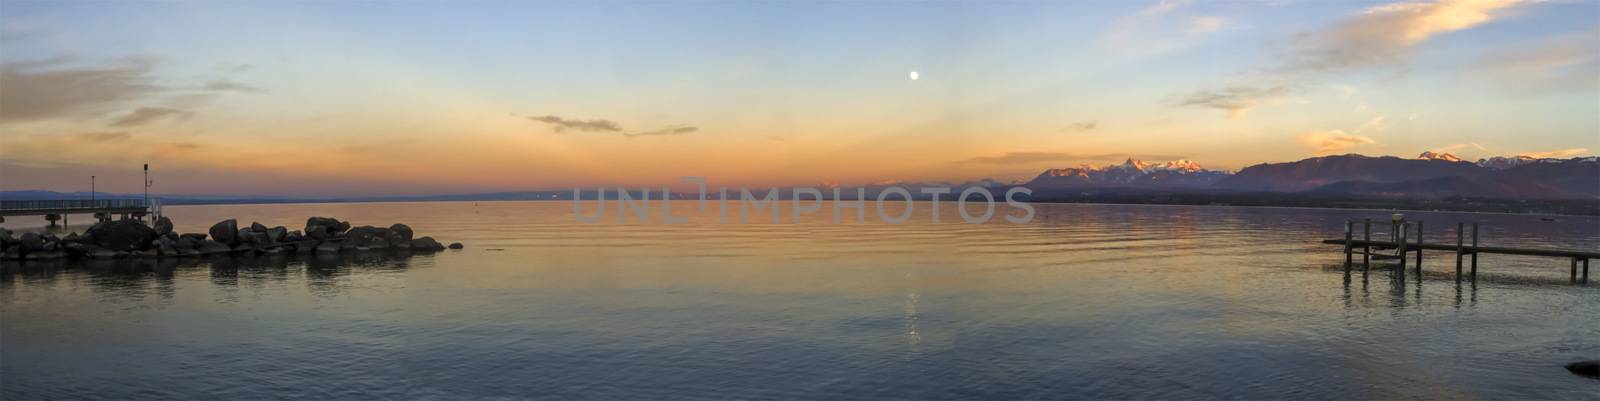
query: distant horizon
[{"left": 6, "top": 149, "right": 1593, "bottom": 198}]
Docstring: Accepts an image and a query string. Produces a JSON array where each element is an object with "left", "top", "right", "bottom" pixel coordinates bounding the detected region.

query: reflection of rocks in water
[{"left": 2, "top": 248, "right": 427, "bottom": 299}]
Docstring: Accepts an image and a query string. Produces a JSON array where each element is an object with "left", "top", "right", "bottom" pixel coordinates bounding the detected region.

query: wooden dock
[{"left": 1323, "top": 217, "right": 1595, "bottom": 284}]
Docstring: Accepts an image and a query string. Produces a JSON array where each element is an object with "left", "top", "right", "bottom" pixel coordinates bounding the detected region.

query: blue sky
[{"left": 1, "top": 0, "right": 1596, "bottom": 196}]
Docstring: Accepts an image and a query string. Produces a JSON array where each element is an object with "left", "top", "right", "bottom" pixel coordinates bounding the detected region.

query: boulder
[
  {"left": 197, "top": 240, "right": 232, "bottom": 255},
  {"left": 1569, "top": 360, "right": 1600, "bottom": 378},
  {"left": 152, "top": 237, "right": 178, "bottom": 256},
  {"left": 1, "top": 248, "right": 18, "bottom": 260},
  {"left": 180, "top": 233, "right": 208, "bottom": 242},
  {"left": 305, "top": 217, "right": 349, "bottom": 240},
  {"left": 251, "top": 222, "right": 269, "bottom": 232},
  {"left": 210, "top": 219, "right": 239, "bottom": 245},
  {"left": 284, "top": 230, "right": 304, "bottom": 242},
  {"left": 18, "top": 232, "right": 45, "bottom": 255},
  {"left": 411, "top": 236, "right": 446, "bottom": 252},
  {"left": 24, "top": 251, "right": 63, "bottom": 260},
  {"left": 266, "top": 226, "right": 288, "bottom": 243},
  {"left": 153, "top": 216, "right": 174, "bottom": 235},
  {"left": 175, "top": 236, "right": 198, "bottom": 252},
  {"left": 86, "top": 220, "right": 158, "bottom": 252},
  {"left": 448, "top": 242, "right": 464, "bottom": 250},
  {"left": 388, "top": 224, "right": 414, "bottom": 242}
]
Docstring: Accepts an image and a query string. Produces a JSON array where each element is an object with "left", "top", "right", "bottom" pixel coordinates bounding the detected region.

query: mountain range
[{"left": 1026, "top": 153, "right": 1598, "bottom": 200}]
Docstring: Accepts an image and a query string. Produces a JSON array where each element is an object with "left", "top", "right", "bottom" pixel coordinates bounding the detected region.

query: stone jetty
[{"left": 1, "top": 216, "right": 452, "bottom": 260}]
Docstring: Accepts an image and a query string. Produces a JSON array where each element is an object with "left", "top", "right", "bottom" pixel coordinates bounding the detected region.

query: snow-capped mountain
[
  {"left": 1475, "top": 155, "right": 1538, "bottom": 170},
  {"left": 1417, "top": 151, "right": 1463, "bottom": 162},
  {"left": 1030, "top": 158, "right": 1230, "bottom": 189}
]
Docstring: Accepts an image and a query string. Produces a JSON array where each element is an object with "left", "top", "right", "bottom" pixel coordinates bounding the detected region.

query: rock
[
  {"left": 180, "top": 233, "right": 208, "bottom": 242},
  {"left": 64, "top": 243, "right": 117, "bottom": 259},
  {"left": 284, "top": 230, "right": 303, "bottom": 242},
  {"left": 294, "top": 240, "right": 318, "bottom": 253},
  {"left": 18, "top": 232, "right": 45, "bottom": 255},
  {"left": 305, "top": 217, "right": 349, "bottom": 240},
  {"left": 175, "top": 236, "right": 198, "bottom": 252},
  {"left": 1569, "top": 360, "right": 1600, "bottom": 378},
  {"left": 85, "top": 220, "right": 158, "bottom": 252},
  {"left": 388, "top": 224, "right": 414, "bottom": 242},
  {"left": 210, "top": 219, "right": 239, "bottom": 245},
  {"left": 62, "top": 232, "right": 85, "bottom": 243},
  {"left": 153, "top": 236, "right": 179, "bottom": 256},
  {"left": 382, "top": 230, "right": 406, "bottom": 246},
  {"left": 448, "top": 242, "right": 463, "bottom": 250},
  {"left": 153, "top": 216, "right": 174, "bottom": 235},
  {"left": 266, "top": 226, "right": 288, "bottom": 242},
  {"left": 251, "top": 222, "right": 269, "bottom": 232},
  {"left": 411, "top": 236, "right": 445, "bottom": 252},
  {"left": 197, "top": 240, "right": 232, "bottom": 255},
  {"left": 1, "top": 248, "right": 18, "bottom": 260}
]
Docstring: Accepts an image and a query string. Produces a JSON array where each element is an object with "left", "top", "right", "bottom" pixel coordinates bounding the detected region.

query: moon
[{"left": 909, "top": 71, "right": 919, "bottom": 80}]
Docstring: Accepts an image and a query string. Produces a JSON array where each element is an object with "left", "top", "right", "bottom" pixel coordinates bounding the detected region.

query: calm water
[{"left": 3, "top": 201, "right": 1598, "bottom": 400}]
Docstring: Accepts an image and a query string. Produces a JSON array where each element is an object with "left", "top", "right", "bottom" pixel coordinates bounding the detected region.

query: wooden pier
[
  {"left": 0, "top": 200, "right": 152, "bottom": 226},
  {"left": 1323, "top": 216, "right": 1596, "bottom": 284}
]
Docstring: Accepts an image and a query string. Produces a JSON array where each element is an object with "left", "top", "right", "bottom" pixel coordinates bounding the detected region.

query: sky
[{"left": 0, "top": 0, "right": 1596, "bottom": 196}]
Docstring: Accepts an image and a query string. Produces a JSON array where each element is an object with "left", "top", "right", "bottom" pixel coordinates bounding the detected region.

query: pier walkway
[
  {"left": 0, "top": 200, "right": 152, "bottom": 226},
  {"left": 1323, "top": 217, "right": 1595, "bottom": 284}
]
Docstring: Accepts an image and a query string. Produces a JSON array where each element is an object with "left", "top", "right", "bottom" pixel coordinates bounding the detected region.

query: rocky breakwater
[{"left": 1, "top": 216, "right": 457, "bottom": 261}]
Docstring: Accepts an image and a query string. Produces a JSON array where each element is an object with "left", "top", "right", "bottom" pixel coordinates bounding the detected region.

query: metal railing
[{"left": 0, "top": 199, "right": 149, "bottom": 211}]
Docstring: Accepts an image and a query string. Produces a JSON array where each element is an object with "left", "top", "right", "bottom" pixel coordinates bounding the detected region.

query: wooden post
[
  {"left": 1398, "top": 222, "right": 1408, "bottom": 270},
  {"left": 1470, "top": 223, "right": 1479, "bottom": 280},
  {"left": 1455, "top": 222, "right": 1464, "bottom": 278},
  {"left": 1574, "top": 258, "right": 1580, "bottom": 282},
  {"left": 1363, "top": 219, "right": 1372, "bottom": 270},
  {"left": 1415, "top": 220, "right": 1423, "bottom": 271},
  {"left": 1344, "top": 220, "right": 1354, "bottom": 269},
  {"left": 1584, "top": 258, "right": 1590, "bottom": 284}
]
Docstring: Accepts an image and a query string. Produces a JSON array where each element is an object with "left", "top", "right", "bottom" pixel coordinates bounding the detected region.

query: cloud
[
  {"left": 1519, "top": 148, "right": 1589, "bottom": 158},
  {"left": 1297, "top": 130, "right": 1376, "bottom": 154},
  {"left": 109, "top": 107, "right": 190, "bottom": 127},
  {"left": 1354, "top": 116, "right": 1388, "bottom": 133},
  {"left": 956, "top": 152, "right": 1189, "bottom": 165},
  {"left": 623, "top": 125, "right": 698, "bottom": 138},
  {"left": 1100, "top": 0, "right": 1232, "bottom": 57},
  {"left": 1282, "top": 0, "right": 1524, "bottom": 73},
  {"left": 1177, "top": 85, "right": 1292, "bottom": 118},
  {"left": 1066, "top": 121, "right": 1098, "bottom": 132},
  {"left": 1433, "top": 142, "right": 1486, "bottom": 153},
  {"left": 72, "top": 132, "right": 131, "bottom": 143},
  {"left": 204, "top": 80, "right": 267, "bottom": 93},
  {"left": 215, "top": 63, "right": 254, "bottom": 73},
  {"left": 1176, "top": 0, "right": 1527, "bottom": 118},
  {"left": 527, "top": 115, "right": 622, "bottom": 132},
  {"left": 1475, "top": 27, "right": 1600, "bottom": 94},
  {"left": 0, "top": 57, "right": 162, "bottom": 122}
]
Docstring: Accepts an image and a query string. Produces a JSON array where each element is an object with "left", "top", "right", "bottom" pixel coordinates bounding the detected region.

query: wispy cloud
[
  {"left": 1178, "top": 0, "right": 1528, "bottom": 119},
  {"left": 1475, "top": 26, "right": 1600, "bottom": 94},
  {"left": 1433, "top": 142, "right": 1486, "bottom": 153},
  {"left": 0, "top": 57, "right": 162, "bottom": 122},
  {"left": 1519, "top": 148, "right": 1589, "bottom": 158},
  {"left": 204, "top": 80, "right": 267, "bottom": 93},
  {"left": 1100, "top": 0, "right": 1234, "bottom": 57},
  {"left": 109, "top": 106, "right": 190, "bottom": 127},
  {"left": 1297, "top": 130, "right": 1376, "bottom": 154},
  {"left": 623, "top": 125, "right": 698, "bottom": 138},
  {"left": 1354, "top": 116, "right": 1388, "bottom": 133},
  {"left": 955, "top": 151, "right": 1188, "bottom": 165},
  {"left": 72, "top": 131, "right": 131, "bottom": 143},
  {"left": 527, "top": 115, "right": 622, "bottom": 132},
  {"left": 1282, "top": 0, "right": 1523, "bottom": 73},
  {"left": 1177, "top": 85, "right": 1292, "bottom": 119},
  {"left": 1066, "top": 121, "right": 1098, "bottom": 132}
]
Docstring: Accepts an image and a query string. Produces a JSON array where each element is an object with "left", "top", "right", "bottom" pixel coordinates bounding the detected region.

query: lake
[{"left": 3, "top": 201, "right": 1598, "bottom": 399}]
